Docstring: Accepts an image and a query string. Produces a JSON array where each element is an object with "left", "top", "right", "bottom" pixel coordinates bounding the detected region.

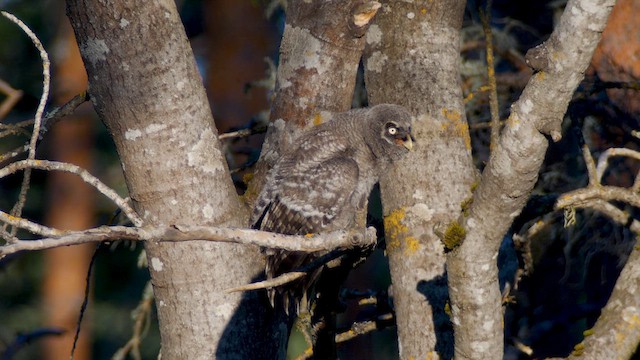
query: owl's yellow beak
[{"left": 402, "top": 136, "right": 414, "bottom": 151}]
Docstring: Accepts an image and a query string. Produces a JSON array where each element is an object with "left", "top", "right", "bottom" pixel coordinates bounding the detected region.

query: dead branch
[
  {"left": 112, "top": 281, "right": 154, "bottom": 360},
  {"left": 0, "top": 79, "right": 23, "bottom": 121},
  {"left": 0, "top": 159, "right": 142, "bottom": 226},
  {"left": 0, "top": 93, "right": 89, "bottom": 166},
  {"left": 595, "top": 147, "right": 640, "bottom": 183},
  {"left": 480, "top": 0, "right": 501, "bottom": 150},
  {"left": 0, "top": 224, "right": 377, "bottom": 258},
  {"left": 335, "top": 313, "right": 394, "bottom": 343},
  {"left": 1, "top": 11, "right": 51, "bottom": 236},
  {"left": 556, "top": 186, "right": 640, "bottom": 210}
]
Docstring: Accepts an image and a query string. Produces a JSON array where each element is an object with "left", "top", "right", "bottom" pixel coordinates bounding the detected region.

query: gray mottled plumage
[{"left": 250, "top": 104, "right": 414, "bottom": 312}]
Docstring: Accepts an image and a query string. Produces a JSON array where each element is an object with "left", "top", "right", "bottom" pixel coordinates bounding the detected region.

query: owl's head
[{"left": 365, "top": 104, "right": 415, "bottom": 161}]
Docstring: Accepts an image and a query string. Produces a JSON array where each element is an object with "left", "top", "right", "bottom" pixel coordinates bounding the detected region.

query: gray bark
[
  {"left": 65, "top": 1, "right": 282, "bottom": 359},
  {"left": 364, "top": 1, "right": 475, "bottom": 359},
  {"left": 560, "top": 244, "right": 640, "bottom": 360},
  {"left": 245, "top": 0, "right": 380, "bottom": 204},
  {"left": 242, "top": 1, "right": 381, "bottom": 356},
  {"left": 447, "top": 0, "right": 617, "bottom": 359}
]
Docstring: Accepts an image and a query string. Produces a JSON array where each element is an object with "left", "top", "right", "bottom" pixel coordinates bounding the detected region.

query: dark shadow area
[
  {"left": 216, "top": 271, "right": 292, "bottom": 359},
  {"left": 417, "top": 274, "right": 453, "bottom": 360}
]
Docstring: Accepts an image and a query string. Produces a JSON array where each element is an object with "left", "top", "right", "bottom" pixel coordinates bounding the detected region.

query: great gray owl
[{"left": 250, "top": 104, "right": 414, "bottom": 312}]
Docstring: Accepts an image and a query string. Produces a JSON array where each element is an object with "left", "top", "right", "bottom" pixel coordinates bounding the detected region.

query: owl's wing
[
  {"left": 258, "top": 155, "right": 359, "bottom": 235},
  {"left": 250, "top": 127, "right": 353, "bottom": 231},
  {"left": 254, "top": 155, "right": 360, "bottom": 313}
]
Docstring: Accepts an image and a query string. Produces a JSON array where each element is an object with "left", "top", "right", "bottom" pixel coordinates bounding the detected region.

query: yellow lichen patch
[
  {"left": 535, "top": 71, "right": 546, "bottom": 81},
  {"left": 507, "top": 114, "right": 520, "bottom": 128},
  {"left": 442, "top": 108, "right": 461, "bottom": 122},
  {"left": 404, "top": 236, "right": 421, "bottom": 255},
  {"left": 305, "top": 233, "right": 314, "bottom": 238},
  {"left": 571, "top": 342, "right": 585, "bottom": 356},
  {"left": 425, "top": 352, "right": 438, "bottom": 360},
  {"left": 442, "top": 221, "right": 466, "bottom": 251},
  {"left": 242, "top": 172, "right": 254, "bottom": 185},
  {"left": 612, "top": 311, "right": 640, "bottom": 350},
  {"left": 463, "top": 92, "right": 475, "bottom": 104},
  {"left": 444, "top": 302, "right": 452, "bottom": 316},
  {"left": 383, "top": 208, "right": 407, "bottom": 252},
  {"left": 441, "top": 108, "right": 471, "bottom": 151},
  {"left": 460, "top": 196, "right": 474, "bottom": 217},
  {"left": 421, "top": 8, "right": 427, "bottom": 14},
  {"left": 240, "top": 182, "right": 259, "bottom": 205},
  {"left": 583, "top": 328, "right": 594, "bottom": 337},
  {"left": 470, "top": 179, "right": 480, "bottom": 193},
  {"left": 313, "top": 112, "right": 323, "bottom": 126}
]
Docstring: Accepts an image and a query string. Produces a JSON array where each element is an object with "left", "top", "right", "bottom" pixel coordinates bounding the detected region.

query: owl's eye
[{"left": 388, "top": 127, "right": 397, "bottom": 135}]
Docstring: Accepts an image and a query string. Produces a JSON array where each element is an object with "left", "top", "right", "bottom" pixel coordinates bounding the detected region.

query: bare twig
[
  {"left": 0, "top": 160, "right": 142, "bottom": 226},
  {"left": 70, "top": 244, "right": 99, "bottom": 360},
  {"left": 1, "top": 11, "right": 51, "bottom": 235},
  {"left": 0, "top": 328, "right": 64, "bottom": 360},
  {"left": 0, "top": 225, "right": 377, "bottom": 258},
  {"left": 0, "top": 120, "right": 31, "bottom": 138},
  {"left": 556, "top": 186, "right": 640, "bottom": 210},
  {"left": 0, "top": 210, "right": 64, "bottom": 238},
  {"left": 1, "top": 11, "right": 50, "bottom": 160},
  {"left": 226, "top": 270, "right": 306, "bottom": 293},
  {"left": 0, "top": 94, "right": 89, "bottom": 166},
  {"left": 0, "top": 144, "right": 29, "bottom": 165},
  {"left": 480, "top": 0, "right": 501, "bottom": 150},
  {"left": 0, "top": 79, "right": 23, "bottom": 121},
  {"left": 595, "top": 148, "right": 640, "bottom": 184},
  {"left": 581, "top": 143, "right": 599, "bottom": 186},
  {"left": 112, "top": 281, "right": 154, "bottom": 360},
  {"left": 225, "top": 248, "right": 350, "bottom": 293},
  {"left": 335, "top": 313, "right": 394, "bottom": 343}
]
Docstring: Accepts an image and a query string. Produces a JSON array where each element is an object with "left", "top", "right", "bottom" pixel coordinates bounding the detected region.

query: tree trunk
[
  {"left": 446, "top": 0, "right": 617, "bottom": 359},
  {"left": 364, "top": 1, "right": 475, "bottom": 359},
  {"left": 65, "top": 1, "right": 281, "bottom": 358},
  {"left": 245, "top": 0, "right": 381, "bottom": 204}
]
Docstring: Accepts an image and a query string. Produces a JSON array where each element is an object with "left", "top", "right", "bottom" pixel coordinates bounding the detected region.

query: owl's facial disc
[{"left": 384, "top": 121, "right": 414, "bottom": 151}]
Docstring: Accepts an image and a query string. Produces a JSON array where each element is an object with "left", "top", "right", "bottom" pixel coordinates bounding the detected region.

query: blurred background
[{"left": 0, "top": 0, "right": 638, "bottom": 359}]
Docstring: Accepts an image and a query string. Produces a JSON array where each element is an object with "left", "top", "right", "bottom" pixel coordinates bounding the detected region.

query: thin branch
[
  {"left": 581, "top": 143, "right": 599, "bottom": 186},
  {"left": 0, "top": 122, "right": 31, "bottom": 138},
  {"left": 1, "top": 11, "right": 51, "bottom": 236},
  {"left": 0, "top": 79, "right": 23, "bottom": 121},
  {"left": 0, "top": 225, "right": 377, "bottom": 257},
  {"left": 225, "top": 270, "right": 305, "bottom": 293},
  {"left": 556, "top": 185, "right": 640, "bottom": 210},
  {"left": 70, "top": 244, "right": 99, "bottom": 360},
  {"left": 1, "top": 11, "right": 50, "bottom": 160},
  {"left": 40, "top": 92, "right": 88, "bottom": 134},
  {"left": 225, "top": 248, "right": 350, "bottom": 293},
  {"left": 0, "top": 328, "right": 64, "bottom": 360},
  {"left": 595, "top": 147, "right": 640, "bottom": 184},
  {"left": 0, "top": 160, "right": 142, "bottom": 226},
  {"left": 0, "top": 228, "right": 20, "bottom": 244},
  {"left": 0, "top": 144, "right": 29, "bottom": 165},
  {"left": 0, "top": 94, "right": 89, "bottom": 166},
  {"left": 335, "top": 313, "right": 394, "bottom": 343},
  {"left": 0, "top": 210, "right": 64, "bottom": 238},
  {"left": 480, "top": 0, "right": 501, "bottom": 150},
  {"left": 112, "top": 281, "right": 154, "bottom": 360}
]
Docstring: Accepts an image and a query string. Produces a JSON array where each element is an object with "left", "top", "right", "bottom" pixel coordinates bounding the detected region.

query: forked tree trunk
[{"left": 65, "top": 1, "right": 281, "bottom": 358}]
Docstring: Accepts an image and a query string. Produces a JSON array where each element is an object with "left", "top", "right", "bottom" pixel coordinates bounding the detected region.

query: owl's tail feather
[{"left": 265, "top": 250, "right": 323, "bottom": 315}]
